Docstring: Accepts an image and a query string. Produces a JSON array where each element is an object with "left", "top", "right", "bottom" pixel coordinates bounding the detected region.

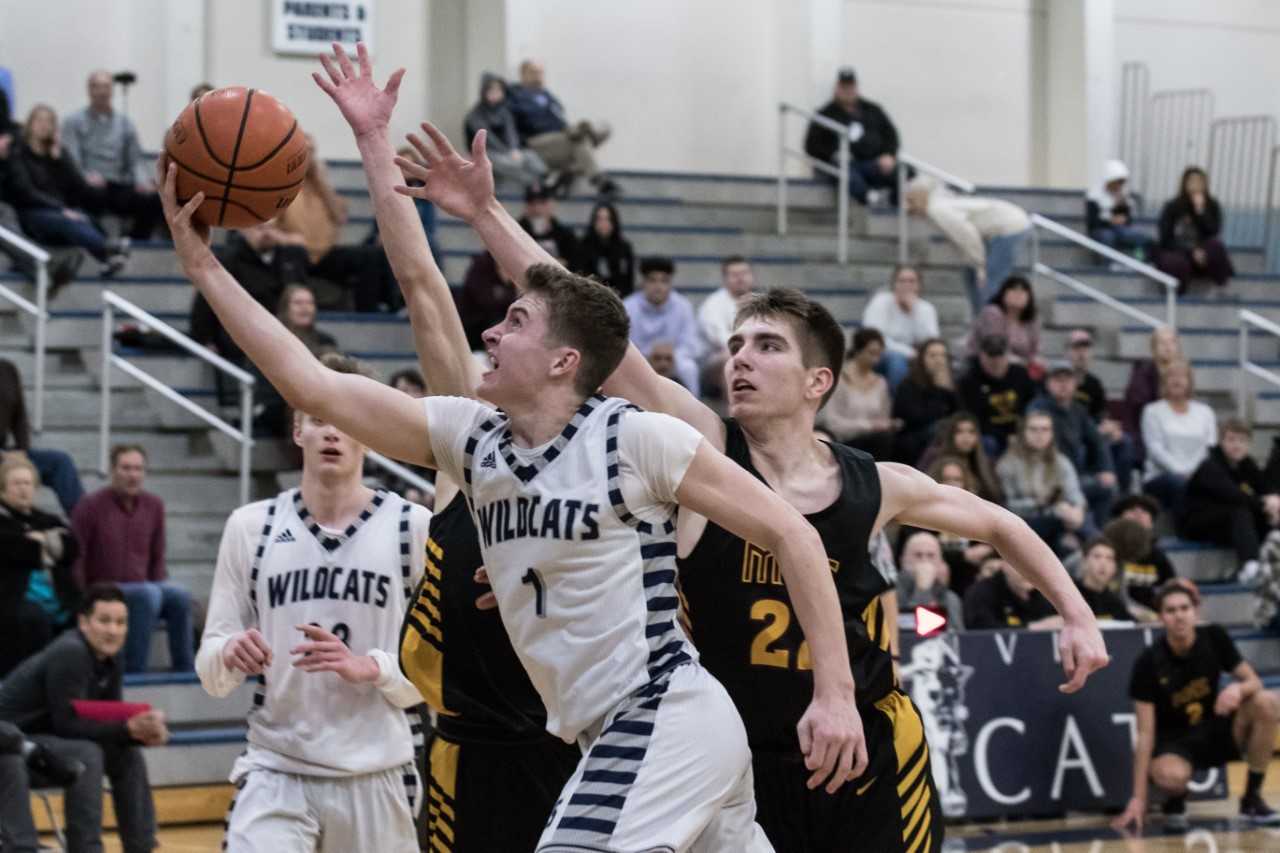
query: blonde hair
[
  {"left": 1150, "top": 326, "right": 1184, "bottom": 367},
  {"left": 1159, "top": 359, "right": 1195, "bottom": 398},
  {"left": 0, "top": 453, "right": 40, "bottom": 491}
]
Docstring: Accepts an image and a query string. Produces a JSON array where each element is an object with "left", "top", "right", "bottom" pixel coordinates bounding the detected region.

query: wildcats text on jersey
[
  {"left": 741, "top": 541, "right": 840, "bottom": 586},
  {"left": 266, "top": 565, "right": 393, "bottom": 609},
  {"left": 474, "top": 496, "right": 601, "bottom": 547}
]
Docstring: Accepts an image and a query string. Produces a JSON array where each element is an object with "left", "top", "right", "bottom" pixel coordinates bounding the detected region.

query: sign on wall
[
  {"left": 898, "top": 627, "right": 1226, "bottom": 819},
  {"left": 272, "top": 1, "right": 374, "bottom": 56}
]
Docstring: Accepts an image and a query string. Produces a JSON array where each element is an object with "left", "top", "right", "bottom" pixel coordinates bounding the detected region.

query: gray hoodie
[{"left": 464, "top": 73, "right": 520, "bottom": 153}]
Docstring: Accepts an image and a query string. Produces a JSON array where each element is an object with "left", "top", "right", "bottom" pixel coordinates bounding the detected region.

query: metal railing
[
  {"left": 1030, "top": 213, "right": 1179, "bottom": 328},
  {"left": 1140, "top": 89, "right": 1214, "bottom": 209},
  {"left": 895, "top": 153, "right": 976, "bottom": 263},
  {"left": 367, "top": 450, "right": 435, "bottom": 504},
  {"left": 0, "top": 225, "right": 50, "bottom": 432},
  {"left": 1208, "top": 116, "right": 1276, "bottom": 248},
  {"left": 777, "top": 101, "right": 850, "bottom": 264},
  {"left": 1238, "top": 310, "right": 1280, "bottom": 420},
  {"left": 99, "top": 291, "right": 255, "bottom": 505},
  {"left": 1118, "top": 62, "right": 1150, "bottom": 177}
]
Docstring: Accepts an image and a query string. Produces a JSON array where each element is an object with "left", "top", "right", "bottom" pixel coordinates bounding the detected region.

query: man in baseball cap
[{"left": 802, "top": 66, "right": 903, "bottom": 205}]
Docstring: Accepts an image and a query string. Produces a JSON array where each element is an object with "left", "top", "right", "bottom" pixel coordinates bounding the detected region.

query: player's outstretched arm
[
  {"left": 313, "top": 43, "right": 477, "bottom": 399},
  {"left": 159, "top": 162, "right": 437, "bottom": 470},
  {"left": 676, "top": 438, "right": 864, "bottom": 793},
  {"left": 875, "top": 462, "right": 1109, "bottom": 693}
]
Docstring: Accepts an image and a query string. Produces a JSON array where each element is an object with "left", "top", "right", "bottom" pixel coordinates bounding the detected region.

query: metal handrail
[
  {"left": 0, "top": 225, "right": 50, "bottom": 432},
  {"left": 777, "top": 101, "right": 850, "bottom": 264},
  {"left": 1034, "top": 264, "right": 1167, "bottom": 330},
  {"left": 896, "top": 153, "right": 977, "bottom": 262},
  {"left": 1030, "top": 213, "right": 1179, "bottom": 328},
  {"left": 367, "top": 450, "right": 435, "bottom": 503},
  {"left": 1238, "top": 309, "right": 1280, "bottom": 419},
  {"left": 99, "top": 291, "right": 255, "bottom": 505}
]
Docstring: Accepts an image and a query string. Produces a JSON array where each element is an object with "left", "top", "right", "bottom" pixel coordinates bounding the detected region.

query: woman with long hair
[
  {"left": 997, "top": 412, "right": 1089, "bottom": 556},
  {"left": 1140, "top": 360, "right": 1216, "bottom": 513},
  {"left": 1122, "top": 326, "right": 1184, "bottom": 455},
  {"left": 918, "top": 412, "right": 1005, "bottom": 504},
  {"left": 921, "top": 454, "right": 996, "bottom": 596},
  {"left": 892, "top": 337, "right": 959, "bottom": 464},
  {"left": 817, "top": 328, "right": 898, "bottom": 459},
  {"left": 1156, "top": 166, "right": 1234, "bottom": 293},
  {"left": 967, "top": 275, "right": 1042, "bottom": 376},
  {"left": 572, "top": 202, "right": 635, "bottom": 297},
  {"left": 276, "top": 284, "right": 338, "bottom": 356}
]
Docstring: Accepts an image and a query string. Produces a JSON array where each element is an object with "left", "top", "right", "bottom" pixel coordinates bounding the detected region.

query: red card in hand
[{"left": 71, "top": 700, "right": 152, "bottom": 722}]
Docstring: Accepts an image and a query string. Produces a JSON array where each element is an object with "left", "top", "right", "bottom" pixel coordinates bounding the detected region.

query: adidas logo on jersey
[
  {"left": 481, "top": 451, "right": 497, "bottom": 469},
  {"left": 274, "top": 529, "right": 297, "bottom": 544}
]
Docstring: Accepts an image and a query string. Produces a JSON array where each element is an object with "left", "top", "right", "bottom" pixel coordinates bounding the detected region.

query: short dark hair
[
  {"left": 1154, "top": 578, "right": 1200, "bottom": 611},
  {"left": 1221, "top": 417, "right": 1252, "bottom": 439},
  {"left": 110, "top": 444, "right": 147, "bottom": 467},
  {"left": 721, "top": 255, "right": 749, "bottom": 272},
  {"left": 734, "top": 288, "right": 846, "bottom": 408},
  {"left": 906, "top": 337, "right": 949, "bottom": 388},
  {"left": 891, "top": 263, "right": 922, "bottom": 287},
  {"left": 524, "top": 263, "right": 631, "bottom": 397},
  {"left": 849, "top": 327, "right": 884, "bottom": 358},
  {"left": 79, "top": 583, "right": 125, "bottom": 617},
  {"left": 639, "top": 257, "right": 675, "bottom": 278},
  {"left": 389, "top": 368, "right": 426, "bottom": 393},
  {"left": 1082, "top": 537, "right": 1115, "bottom": 559},
  {"left": 990, "top": 275, "right": 1037, "bottom": 323},
  {"left": 1112, "top": 494, "right": 1160, "bottom": 521}
]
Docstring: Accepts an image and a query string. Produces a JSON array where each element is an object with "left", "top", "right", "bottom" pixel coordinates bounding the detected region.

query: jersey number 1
[{"left": 523, "top": 568, "right": 547, "bottom": 618}]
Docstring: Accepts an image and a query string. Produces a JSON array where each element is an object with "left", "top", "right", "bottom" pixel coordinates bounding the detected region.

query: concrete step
[
  {"left": 1049, "top": 294, "right": 1280, "bottom": 329},
  {"left": 1199, "top": 583, "right": 1255, "bottom": 626},
  {"left": 1256, "top": 391, "right": 1280, "bottom": 425},
  {"left": 142, "top": 725, "right": 246, "bottom": 787},
  {"left": 124, "top": 672, "right": 254, "bottom": 727},
  {"left": 1162, "top": 538, "right": 1238, "bottom": 583},
  {"left": 79, "top": 470, "right": 242, "bottom": 514},
  {"left": 1040, "top": 268, "right": 1280, "bottom": 304},
  {"left": 1235, "top": 630, "right": 1280, "bottom": 673},
  {"left": 37, "top": 428, "right": 220, "bottom": 474}
]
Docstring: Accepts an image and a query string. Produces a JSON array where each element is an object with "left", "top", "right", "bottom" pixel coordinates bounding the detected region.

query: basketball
[{"left": 163, "top": 86, "right": 309, "bottom": 228}]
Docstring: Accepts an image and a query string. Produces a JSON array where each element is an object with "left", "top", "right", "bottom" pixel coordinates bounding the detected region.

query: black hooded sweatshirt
[{"left": 464, "top": 73, "right": 521, "bottom": 153}]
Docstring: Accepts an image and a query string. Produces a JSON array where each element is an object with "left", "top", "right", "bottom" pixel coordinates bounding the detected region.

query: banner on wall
[
  {"left": 273, "top": 1, "right": 375, "bottom": 56},
  {"left": 897, "top": 626, "right": 1226, "bottom": 819}
]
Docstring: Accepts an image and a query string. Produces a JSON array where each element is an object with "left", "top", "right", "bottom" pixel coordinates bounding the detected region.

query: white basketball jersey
[
  {"left": 234, "top": 488, "right": 427, "bottom": 776},
  {"left": 425, "top": 394, "right": 700, "bottom": 742}
]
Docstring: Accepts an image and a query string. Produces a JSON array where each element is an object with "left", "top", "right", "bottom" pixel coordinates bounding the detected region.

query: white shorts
[
  {"left": 223, "top": 763, "right": 419, "bottom": 853},
  {"left": 538, "top": 663, "right": 774, "bottom": 852}
]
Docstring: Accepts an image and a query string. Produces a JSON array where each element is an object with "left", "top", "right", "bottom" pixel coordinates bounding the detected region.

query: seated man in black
[
  {"left": 0, "top": 719, "right": 85, "bottom": 852},
  {"left": 0, "top": 584, "right": 168, "bottom": 853},
  {"left": 963, "top": 560, "right": 1059, "bottom": 629},
  {"left": 1075, "top": 537, "right": 1131, "bottom": 622},
  {"left": 1108, "top": 495, "right": 1177, "bottom": 616},
  {"left": 1114, "top": 579, "right": 1280, "bottom": 832}
]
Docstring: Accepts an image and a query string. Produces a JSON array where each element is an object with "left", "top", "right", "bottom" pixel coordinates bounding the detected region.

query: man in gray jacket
[{"left": 1030, "top": 361, "right": 1119, "bottom": 527}]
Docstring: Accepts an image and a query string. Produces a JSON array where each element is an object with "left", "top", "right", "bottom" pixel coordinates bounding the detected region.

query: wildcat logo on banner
[{"left": 898, "top": 627, "right": 1226, "bottom": 819}]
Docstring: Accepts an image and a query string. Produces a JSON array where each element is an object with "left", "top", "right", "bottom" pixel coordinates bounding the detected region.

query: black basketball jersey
[
  {"left": 678, "top": 419, "right": 893, "bottom": 753},
  {"left": 399, "top": 492, "right": 551, "bottom": 741}
]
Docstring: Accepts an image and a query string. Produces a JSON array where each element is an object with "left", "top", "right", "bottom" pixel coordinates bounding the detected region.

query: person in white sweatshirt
[
  {"left": 1140, "top": 360, "right": 1217, "bottom": 514},
  {"left": 905, "top": 176, "right": 1032, "bottom": 314},
  {"left": 859, "top": 263, "right": 940, "bottom": 392}
]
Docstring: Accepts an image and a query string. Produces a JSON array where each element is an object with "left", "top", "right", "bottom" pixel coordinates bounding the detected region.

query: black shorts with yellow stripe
[
  {"left": 751, "top": 688, "right": 943, "bottom": 853},
  {"left": 423, "top": 723, "right": 581, "bottom": 853}
]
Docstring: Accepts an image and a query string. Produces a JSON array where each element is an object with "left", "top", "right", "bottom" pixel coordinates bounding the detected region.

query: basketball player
[
  {"left": 312, "top": 46, "right": 579, "bottom": 851},
  {"left": 161, "top": 56, "right": 862, "bottom": 853},
  {"left": 195, "top": 352, "right": 431, "bottom": 852},
  {"left": 391, "top": 120, "right": 1109, "bottom": 851}
]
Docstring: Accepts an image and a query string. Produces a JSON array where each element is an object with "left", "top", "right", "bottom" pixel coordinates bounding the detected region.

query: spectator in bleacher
[
  {"left": 61, "top": 70, "right": 163, "bottom": 241},
  {"left": 518, "top": 183, "right": 577, "bottom": 261},
  {"left": 1141, "top": 360, "right": 1216, "bottom": 513},
  {"left": 817, "top": 328, "right": 898, "bottom": 459},
  {"left": 1085, "top": 159, "right": 1153, "bottom": 261},
  {"left": 388, "top": 145, "right": 440, "bottom": 258},
  {"left": 646, "top": 341, "right": 680, "bottom": 384},
  {"left": 697, "top": 256, "right": 755, "bottom": 396},
  {"left": 963, "top": 560, "right": 1060, "bottom": 630},
  {"left": 278, "top": 284, "right": 338, "bottom": 357},
  {"left": 967, "top": 275, "right": 1042, "bottom": 375},
  {"left": 71, "top": 445, "right": 192, "bottom": 674},
  {"left": 1066, "top": 327, "right": 1135, "bottom": 491},
  {"left": 277, "top": 135, "right": 396, "bottom": 312},
  {"left": 997, "top": 412, "right": 1089, "bottom": 557},
  {"left": 0, "top": 358, "right": 84, "bottom": 515},
  {"left": 802, "top": 67, "right": 901, "bottom": 206},
  {"left": 190, "top": 220, "right": 309, "bottom": 364},
  {"left": 915, "top": 455, "right": 996, "bottom": 597},
  {"left": 895, "top": 530, "right": 965, "bottom": 631},
  {"left": 458, "top": 251, "right": 517, "bottom": 351},
  {"left": 465, "top": 73, "right": 548, "bottom": 191},
  {"left": 384, "top": 369, "right": 433, "bottom": 508},
  {"left": 1075, "top": 537, "right": 1132, "bottom": 622},
  {"left": 1123, "top": 326, "right": 1185, "bottom": 457},
  {"left": 390, "top": 368, "right": 425, "bottom": 398},
  {"left": 1114, "top": 579, "right": 1280, "bottom": 832},
  {"left": 508, "top": 59, "right": 618, "bottom": 197},
  {"left": 860, "top": 264, "right": 940, "bottom": 392},
  {"left": 891, "top": 338, "right": 958, "bottom": 464},
  {"left": 1180, "top": 419, "right": 1280, "bottom": 580},
  {"left": 918, "top": 412, "right": 1005, "bottom": 504},
  {"left": 7, "top": 104, "right": 130, "bottom": 277},
  {"left": 1156, "top": 166, "right": 1234, "bottom": 294},
  {"left": 958, "top": 333, "right": 1037, "bottom": 457},
  {"left": 0, "top": 583, "right": 166, "bottom": 853},
  {"left": 905, "top": 177, "right": 1032, "bottom": 313},
  {"left": 0, "top": 455, "right": 79, "bottom": 677},
  {"left": 1108, "top": 497, "right": 1177, "bottom": 617},
  {"left": 0, "top": 717, "right": 87, "bottom": 853},
  {"left": 572, "top": 201, "right": 634, "bottom": 297},
  {"left": 623, "top": 256, "right": 702, "bottom": 396},
  {"left": 1030, "top": 360, "right": 1118, "bottom": 527}
]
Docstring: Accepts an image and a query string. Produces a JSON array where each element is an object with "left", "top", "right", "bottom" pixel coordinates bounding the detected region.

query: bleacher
[{"left": 5, "top": 162, "right": 1280, "bottom": 827}]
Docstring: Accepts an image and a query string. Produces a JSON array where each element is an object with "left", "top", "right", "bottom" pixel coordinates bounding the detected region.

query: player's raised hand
[
  {"left": 313, "top": 42, "right": 405, "bottom": 140},
  {"left": 222, "top": 628, "right": 273, "bottom": 676},
  {"left": 394, "top": 122, "right": 495, "bottom": 224},
  {"left": 157, "top": 160, "right": 211, "bottom": 274},
  {"left": 291, "top": 624, "right": 380, "bottom": 684},
  {"left": 797, "top": 695, "right": 868, "bottom": 793},
  {"left": 1057, "top": 615, "right": 1109, "bottom": 694}
]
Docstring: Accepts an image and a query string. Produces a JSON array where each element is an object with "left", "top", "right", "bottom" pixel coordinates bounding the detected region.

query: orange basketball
[{"left": 163, "top": 87, "right": 309, "bottom": 228}]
